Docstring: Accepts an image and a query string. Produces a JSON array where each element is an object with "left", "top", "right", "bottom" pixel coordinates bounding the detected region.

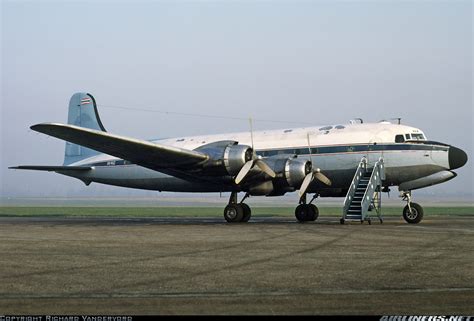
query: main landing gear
[
  {"left": 401, "top": 191, "right": 424, "bottom": 224},
  {"left": 295, "top": 193, "right": 319, "bottom": 223},
  {"left": 223, "top": 191, "right": 252, "bottom": 223}
]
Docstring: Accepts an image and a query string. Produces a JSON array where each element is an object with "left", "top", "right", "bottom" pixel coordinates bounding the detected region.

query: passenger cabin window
[
  {"left": 395, "top": 135, "right": 405, "bottom": 143},
  {"left": 319, "top": 126, "right": 333, "bottom": 131}
]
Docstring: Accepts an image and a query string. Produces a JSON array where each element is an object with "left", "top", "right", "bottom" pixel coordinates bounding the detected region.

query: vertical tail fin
[{"left": 64, "top": 93, "right": 107, "bottom": 165}]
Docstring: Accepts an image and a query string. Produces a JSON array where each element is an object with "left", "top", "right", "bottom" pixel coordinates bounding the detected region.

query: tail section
[{"left": 64, "top": 93, "right": 107, "bottom": 165}]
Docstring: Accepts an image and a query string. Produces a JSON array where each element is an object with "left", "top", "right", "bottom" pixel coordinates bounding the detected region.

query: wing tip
[{"left": 30, "top": 122, "right": 64, "bottom": 132}]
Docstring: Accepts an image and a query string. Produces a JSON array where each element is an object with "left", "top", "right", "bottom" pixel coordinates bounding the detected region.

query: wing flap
[{"left": 30, "top": 123, "right": 209, "bottom": 169}]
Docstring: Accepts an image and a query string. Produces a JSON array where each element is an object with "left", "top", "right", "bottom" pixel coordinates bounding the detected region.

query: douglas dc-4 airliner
[{"left": 11, "top": 93, "right": 468, "bottom": 224}]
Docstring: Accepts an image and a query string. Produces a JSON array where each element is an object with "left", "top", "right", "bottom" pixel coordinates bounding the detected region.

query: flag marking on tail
[{"left": 80, "top": 97, "right": 92, "bottom": 105}]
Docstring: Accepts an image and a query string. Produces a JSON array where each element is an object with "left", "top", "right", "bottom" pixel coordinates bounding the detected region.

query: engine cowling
[
  {"left": 223, "top": 144, "right": 253, "bottom": 176},
  {"left": 247, "top": 156, "right": 312, "bottom": 195},
  {"left": 197, "top": 141, "right": 253, "bottom": 176},
  {"left": 284, "top": 158, "right": 312, "bottom": 188}
]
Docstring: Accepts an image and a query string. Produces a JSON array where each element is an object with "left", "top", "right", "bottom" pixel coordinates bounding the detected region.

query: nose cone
[{"left": 449, "top": 146, "right": 468, "bottom": 170}]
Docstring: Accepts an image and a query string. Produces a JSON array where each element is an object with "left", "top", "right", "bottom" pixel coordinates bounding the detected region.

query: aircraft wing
[{"left": 30, "top": 123, "right": 209, "bottom": 170}]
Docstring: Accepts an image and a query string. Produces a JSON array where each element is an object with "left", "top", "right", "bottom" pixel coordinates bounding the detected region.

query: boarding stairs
[{"left": 342, "top": 157, "right": 385, "bottom": 224}]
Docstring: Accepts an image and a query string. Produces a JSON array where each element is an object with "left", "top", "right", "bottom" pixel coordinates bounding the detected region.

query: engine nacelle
[
  {"left": 284, "top": 158, "right": 312, "bottom": 188},
  {"left": 249, "top": 156, "right": 312, "bottom": 195},
  {"left": 196, "top": 141, "right": 253, "bottom": 176},
  {"left": 223, "top": 144, "right": 253, "bottom": 176},
  {"left": 264, "top": 156, "right": 312, "bottom": 188},
  {"left": 249, "top": 181, "right": 274, "bottom": 196}
]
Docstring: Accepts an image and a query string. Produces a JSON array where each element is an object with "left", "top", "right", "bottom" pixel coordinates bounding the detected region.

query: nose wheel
[{"left": 401, "top": 191, "right": 424, "bottom": 224}]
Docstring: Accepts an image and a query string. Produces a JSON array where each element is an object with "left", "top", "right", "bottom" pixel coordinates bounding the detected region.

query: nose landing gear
[{"left": 401, "top": 191, "right": 424, "bottom": 224}]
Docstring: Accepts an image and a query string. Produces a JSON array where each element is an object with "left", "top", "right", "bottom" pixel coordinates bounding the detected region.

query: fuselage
[{"left": 66, "top": 122, "right": 465, "bottom": 196}]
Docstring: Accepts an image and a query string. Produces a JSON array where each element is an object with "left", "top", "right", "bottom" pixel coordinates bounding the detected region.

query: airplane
[{"left": 10, "top": 92, "right": 468, "bottom": 224}]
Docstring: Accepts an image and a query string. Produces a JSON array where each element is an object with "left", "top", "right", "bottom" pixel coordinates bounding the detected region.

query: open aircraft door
[{"left": 367, "top": 130, "right": 389, "bottom": 166}]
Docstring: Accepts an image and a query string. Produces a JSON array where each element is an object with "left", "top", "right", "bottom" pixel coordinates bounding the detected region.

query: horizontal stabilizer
[
  {"left": 30, "top": 123, "right": 209, "bottom": 170},
  {"left": 9, "top": 165, "right": 92, "bottom": 172}
]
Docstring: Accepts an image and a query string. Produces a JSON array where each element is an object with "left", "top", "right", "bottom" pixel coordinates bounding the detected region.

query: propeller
[
  {"left": 235, "top": 118, "right": 276, "bottom": 184},
  {"left": 298, "top": 133, "right": 332, "bottom": 197}
]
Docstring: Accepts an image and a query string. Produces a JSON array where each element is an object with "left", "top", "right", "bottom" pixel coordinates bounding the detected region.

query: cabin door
[{"left": 367, "top": 131, "right": 387, "bottom": 167}]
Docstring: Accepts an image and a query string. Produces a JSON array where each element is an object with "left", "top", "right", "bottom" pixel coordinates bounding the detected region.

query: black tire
[
  {"left": 240, "top": 203, "right": 251, "bottom": 222},
  {"left": 340, "top": 218, "right": 345, "bottom": 225},
  {"left": 295, "top": 204, "right": 309, "bottom": 222},
  {"left": 308, "top": 204, "right": 319, "bottom": 221},
  {"left": 403, "top": 202, "right": 424, "bottom": 224},
  {"left": 224, "top": 204, "right": 244, "bottom": 223}
]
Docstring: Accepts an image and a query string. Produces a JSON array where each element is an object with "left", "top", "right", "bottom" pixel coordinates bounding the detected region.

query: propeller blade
[
  {"left": 299, "top": 172, "right": 314, "bottom": 197},
  {"left": 249, "top": 117, "right": 255, "bottom": 156},
  {"left": 314, "top": 171, "right": 332, "bottom": 186},
  {"left": 235, "top": 160, "right": 254, "bottom": 184},
  {"left": 255, "top": 159, "right": 276, "bottom": 178},
  {"left": 306, "top": 132, "right": 313, "bottom": 164}
]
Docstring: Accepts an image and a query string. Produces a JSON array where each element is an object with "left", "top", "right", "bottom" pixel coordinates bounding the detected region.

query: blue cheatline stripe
[
  {"left": 87, "top": 143, "right": 448, "bottom": 167},
  {"left": 256, "top": 143, "right": 448, "bottom": 157}
]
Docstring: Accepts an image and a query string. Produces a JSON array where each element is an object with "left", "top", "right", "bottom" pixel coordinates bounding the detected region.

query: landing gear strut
[
  {"left": 295, "top": 194, "right": 319, "bottom": 223},
  {"left": 401, "top": 191, "right": 424, "bottom": 224},
  {"left": 223, "top": 192, "right": 252, "bottom": 223}
]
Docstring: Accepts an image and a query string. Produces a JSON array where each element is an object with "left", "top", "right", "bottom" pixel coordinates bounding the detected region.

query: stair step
[
  {"left": 347, "top": 210, "right": 361, "bottom": 214},
  {"left": 345, "top": 215, "right": 362, "bottom": 219},
  {"left": 346, "top": 213, "right": 362, "bottom": 216}
]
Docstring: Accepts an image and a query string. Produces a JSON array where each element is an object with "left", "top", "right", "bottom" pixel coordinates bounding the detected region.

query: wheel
[
  {"left": 240, "top": 203, "right": 251, "bottom": 222},
  {"left": 308, "top": 204, "right": 319, "bottom": 221},
  {"left": 224, "top": 204, "right": 244, "bottom": 223},
  {"left": 340, "top": 218, "right": 345, "bottom": 225},
  {"left": 403, "top": 202, "right": 424, "bottom": 224},
  {"left": 295, "top": 204, "right": 309, "bottom": 222}
]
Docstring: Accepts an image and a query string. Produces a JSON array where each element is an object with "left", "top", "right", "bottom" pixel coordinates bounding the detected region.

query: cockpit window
[
  {"left": 411, "top": 133, "right": 425, "bottom": 140},
  {"left": 395, "top": 135, "right": 405, "bottom": 143},
  {"left": 405, "top": 134, "right": 411, "bottom": 140}
]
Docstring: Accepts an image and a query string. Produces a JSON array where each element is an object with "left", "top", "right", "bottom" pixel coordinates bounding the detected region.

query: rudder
[{"left": 64, "top": 93, "right": 107, "bottom": 165}]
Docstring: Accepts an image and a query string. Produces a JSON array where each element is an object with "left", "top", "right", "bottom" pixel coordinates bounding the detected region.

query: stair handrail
[
  {"left": 343, "top": 157, "right": 367, "bottom": 215},
  {"left": 360, "top": 158, "right": 385, "bottom": 219}
]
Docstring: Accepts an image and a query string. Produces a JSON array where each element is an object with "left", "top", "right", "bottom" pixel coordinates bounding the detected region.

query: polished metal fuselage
[{"left": 63, "top": 123, "right": 459, "bottom": 196}]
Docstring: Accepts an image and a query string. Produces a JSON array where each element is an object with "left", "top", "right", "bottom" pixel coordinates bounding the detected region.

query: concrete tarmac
[{"left": 0, "top": 215, "right": 473, "bottom": 315}]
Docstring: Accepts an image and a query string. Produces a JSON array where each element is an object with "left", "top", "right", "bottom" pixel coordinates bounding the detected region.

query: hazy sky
[{"left": 1, "top": 0, "right": 472, "bottom": 199}]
